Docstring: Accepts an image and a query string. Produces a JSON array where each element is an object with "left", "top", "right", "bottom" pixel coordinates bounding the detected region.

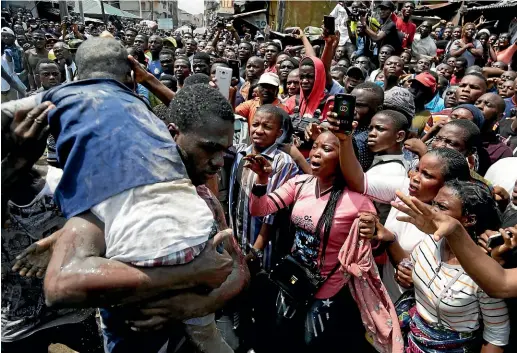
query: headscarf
[
  {"left": 299, "top": 56, "right": 326, "bottom": 117},
  {"left": 451, "top": 104, "right": 485, "bottom": 129},
  {"left": 476, "top": 29, "right": 490, "bottom": 39}
]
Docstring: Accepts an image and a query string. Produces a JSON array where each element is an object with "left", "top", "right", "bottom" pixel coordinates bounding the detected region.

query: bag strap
[
  {"left": 293, "top": 176, "right": 312, "bottom": 203},
  {"left": 322, "top": 260, "right": 342, "bottom": 283}
]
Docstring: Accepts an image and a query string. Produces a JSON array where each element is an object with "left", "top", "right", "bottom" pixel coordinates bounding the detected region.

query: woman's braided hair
[
  {"left": 427, "top": 148, "right": 470, "bottom": 182},
  {"left": 444, "top": 179, "right": 501, "bottom": 240},
  {"left": 310, "top": 132, "right": 347, "bottom": 270},
  {"left": 314, "top": 174, "right": 345, "bottom": 270}
]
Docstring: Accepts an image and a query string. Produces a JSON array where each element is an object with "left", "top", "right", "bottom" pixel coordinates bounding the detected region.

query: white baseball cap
[
  {"left": 1, "top": 27, "right": 15, "bottom": 36},
  {"left": 258, "top": 72, "right": 280, "bottom": 87}
]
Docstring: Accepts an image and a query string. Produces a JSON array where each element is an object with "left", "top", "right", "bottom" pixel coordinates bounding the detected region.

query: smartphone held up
[
  {"left": 323, "top": 16, "right": 336, "bottom": 36},
  {"left": 333, "top": 93, "right": 356, "bottom": 135}
]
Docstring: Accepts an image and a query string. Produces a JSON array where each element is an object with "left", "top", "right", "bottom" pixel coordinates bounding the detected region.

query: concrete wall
[{"left": 269, "top": 0, "right": 336, "bottom": 31}]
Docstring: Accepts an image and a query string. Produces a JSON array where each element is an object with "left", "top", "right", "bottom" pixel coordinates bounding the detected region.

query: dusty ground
[{"left": 49, "top": 344, "right": 77, "bottom": 353}]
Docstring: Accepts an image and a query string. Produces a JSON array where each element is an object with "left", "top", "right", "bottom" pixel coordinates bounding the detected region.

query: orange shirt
[{"left": 235, "top": 98, "right": 288, "bottom": 126}]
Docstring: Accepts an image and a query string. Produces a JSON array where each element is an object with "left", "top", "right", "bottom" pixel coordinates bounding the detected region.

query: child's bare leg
[{"left": 184, "top": 321, "right": 233, "bottom": 353}]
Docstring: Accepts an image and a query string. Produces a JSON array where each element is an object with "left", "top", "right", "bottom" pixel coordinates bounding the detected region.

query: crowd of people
[{"left": 2, "top": 1, "right": 517, "bottom": 353}]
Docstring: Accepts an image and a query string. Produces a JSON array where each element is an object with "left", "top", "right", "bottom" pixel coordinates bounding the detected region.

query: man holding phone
[{"left": 362, "top": 1, "right": 402, "bottom": 55}]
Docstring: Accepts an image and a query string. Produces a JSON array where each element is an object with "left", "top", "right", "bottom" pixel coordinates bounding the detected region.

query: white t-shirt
[
  {"left": 364, "top": 174, "right": 427, "bottom": 302},
  {"left": 91, "top": 179, "right": 214, "bottom": 263},
  {"left": 484, "top": 157, "right": 517, "bottom": 195},
  {"left": 330, "top": 4, "right": 350, "bottom": 45},
  {"left": 366, "top": 155, "right": 408, "bottom": 178}
]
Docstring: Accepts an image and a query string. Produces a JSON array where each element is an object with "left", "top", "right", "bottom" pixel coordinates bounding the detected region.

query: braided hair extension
[
  {"left": 314, "top": 172, "right": 346, "bottom": 271},
  {"left": 444, "top": 180, "right": 501, "bottom": 240}
]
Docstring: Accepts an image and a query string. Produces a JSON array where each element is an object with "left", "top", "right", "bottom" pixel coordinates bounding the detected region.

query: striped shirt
[
  {"left": 411, "top": 234, "right": 510, "bottom": 346},
  {"left": 229, "top": 143, "right": 299, "bottom": 270}
]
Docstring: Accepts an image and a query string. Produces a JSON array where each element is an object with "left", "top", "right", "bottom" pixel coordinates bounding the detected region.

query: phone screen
[
  {"left": 228, "top": 59, "right": 240, "bottom": 79},
  {"left": 324, "top": 16, "right": 336, "bottom": 35},
  {"left": 487, "top": 234, "right": 504, "bottom": 249},
  {"left": 333, "top": 94, "right": 356, "bottom": 134}
]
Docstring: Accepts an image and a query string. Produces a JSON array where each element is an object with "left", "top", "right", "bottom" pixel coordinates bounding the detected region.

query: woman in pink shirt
[{"left": 244, "top": 131, "right": 380, "bottom": 353}]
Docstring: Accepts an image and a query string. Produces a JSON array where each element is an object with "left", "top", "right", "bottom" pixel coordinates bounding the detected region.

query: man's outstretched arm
[{"left": 44, "top": 212, "right": 234, "bottom": 308}]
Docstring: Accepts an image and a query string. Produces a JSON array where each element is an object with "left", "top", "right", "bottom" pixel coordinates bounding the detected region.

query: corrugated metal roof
[{"left": 468, "top": 0, "right": 517, "bottom": 10}]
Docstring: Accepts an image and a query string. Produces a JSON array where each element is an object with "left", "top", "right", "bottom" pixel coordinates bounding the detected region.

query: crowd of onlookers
[{"left": 2, "top": 1, "right": 517, "bottom": 353}]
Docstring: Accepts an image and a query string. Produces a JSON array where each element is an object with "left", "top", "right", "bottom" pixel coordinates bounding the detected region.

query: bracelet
[
  {"left": 251, "top": 183, "right": 267, "bottom": 197},
  {"left": 249, "top": 246, "right": 264, "bottom": 259}
]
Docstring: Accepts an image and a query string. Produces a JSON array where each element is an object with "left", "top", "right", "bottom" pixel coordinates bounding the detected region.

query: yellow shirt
[{"left": 349, "top": 18, "right": 380, "bottom": 36}]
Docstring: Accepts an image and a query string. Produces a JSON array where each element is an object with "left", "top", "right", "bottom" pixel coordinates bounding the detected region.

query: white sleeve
[
  {"left": 329, "top": 5, "right": 339, "bottom": 17},
  {"left": 364, "top": 174, "right": 409, "bottom": 204},
  {"left": 478, "top": 290, "right": 510, "bottom": 346}
]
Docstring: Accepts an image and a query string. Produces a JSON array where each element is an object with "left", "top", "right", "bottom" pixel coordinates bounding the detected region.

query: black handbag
[
  {"left": 268, "top": 176, "right": 341, "bottom": 305},
  {"left": 269, "top": 254, "right": 341, "bottom": 305}
]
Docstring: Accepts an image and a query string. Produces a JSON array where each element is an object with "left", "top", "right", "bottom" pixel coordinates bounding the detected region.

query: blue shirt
[
  {"left": 147, "top": 59, "right": 163, "bottom": 78},
  {"left": 354, "top": 36, "right": 365, "bottom": 57},
  {"left": 504, "top": 97, "right": 516, "bottom": 118},
  {"left": 44, "top": 79, "right": 187, "bottom": 218},
  {"left": 425, "top": 93, "right": 445, "bottom": 113},
  {"left": 327, "top": 79, "right": 345, "bottom": 95},
  {"left": 229, "top": 143, "right": 299, "bottom": 270}
]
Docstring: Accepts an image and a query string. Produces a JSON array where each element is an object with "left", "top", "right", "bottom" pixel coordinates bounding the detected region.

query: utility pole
[
  {"left": 78, "top": 1, "right": 85, "bottom": 23},
  {"left": 100, "top": 0, "right": 107, "bottom": 23},
  {"left": 150, "top": 0, "right": 154, "bottom": 20},
  {"left": 59, "top": 1, "right": 68, "bottom": 20}
]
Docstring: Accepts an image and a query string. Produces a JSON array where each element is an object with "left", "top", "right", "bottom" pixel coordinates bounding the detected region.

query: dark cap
[
  {"left": 347, "top": 66, "right": 368, "bottom": 80},
  {"left": 378, "top": 1, "right": 395, "bottom": 11}
]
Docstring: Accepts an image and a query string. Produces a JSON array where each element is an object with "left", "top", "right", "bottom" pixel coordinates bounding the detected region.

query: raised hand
[
  {"left": 391, "top": 191, "right": 464, "bottom": 241},
  {"left": 490, "top": 227, "right": 517, "bottom": 265},
  {"left": 291, "top": 27, "right": 305, "bottom": 40},
  {"left": 243, "top": 154, "right": 273, "bottom": 178},
  {"left": 325, "top": 105, "right": 357, "bottom": 141},
  {"left": 304, "top": 122, "right": 322, "bottom": 142},
  {"left": 127, "top": 55, "right": 150, "bottom": 84}
]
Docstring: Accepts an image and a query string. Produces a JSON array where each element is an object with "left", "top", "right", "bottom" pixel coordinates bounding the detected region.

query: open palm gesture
[
  {"left": 243, "top": 154, "right": 272, "bottom": 178},
  {"left": 391, "top": 191, "right": 464, "bottom": 241}
]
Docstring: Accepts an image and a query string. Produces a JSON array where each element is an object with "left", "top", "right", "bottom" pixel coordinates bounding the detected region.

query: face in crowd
[
  {"left": 456, "top": 75, "right": 487, "bottom": 104},
  {"left": 250, "top": 110, "right": 283, "bottom": 151},
  {"left": 38, "top": 62, "right": 61, "bottom": 90},
  {"left": 264, "top": 44, "right": 280, "bottom": 65},
  {"left": 174, "top": 58, "right": 191, "bottom": 81}
]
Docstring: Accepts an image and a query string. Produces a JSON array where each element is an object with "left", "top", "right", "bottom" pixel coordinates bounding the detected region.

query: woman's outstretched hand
[{"left": 391, "top": 190, "right": 464, "bottom": 241}]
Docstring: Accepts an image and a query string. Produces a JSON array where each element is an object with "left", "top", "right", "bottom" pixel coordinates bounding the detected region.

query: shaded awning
[{"left": 78, "top": 0, "right": 141, "bottom": 19}]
